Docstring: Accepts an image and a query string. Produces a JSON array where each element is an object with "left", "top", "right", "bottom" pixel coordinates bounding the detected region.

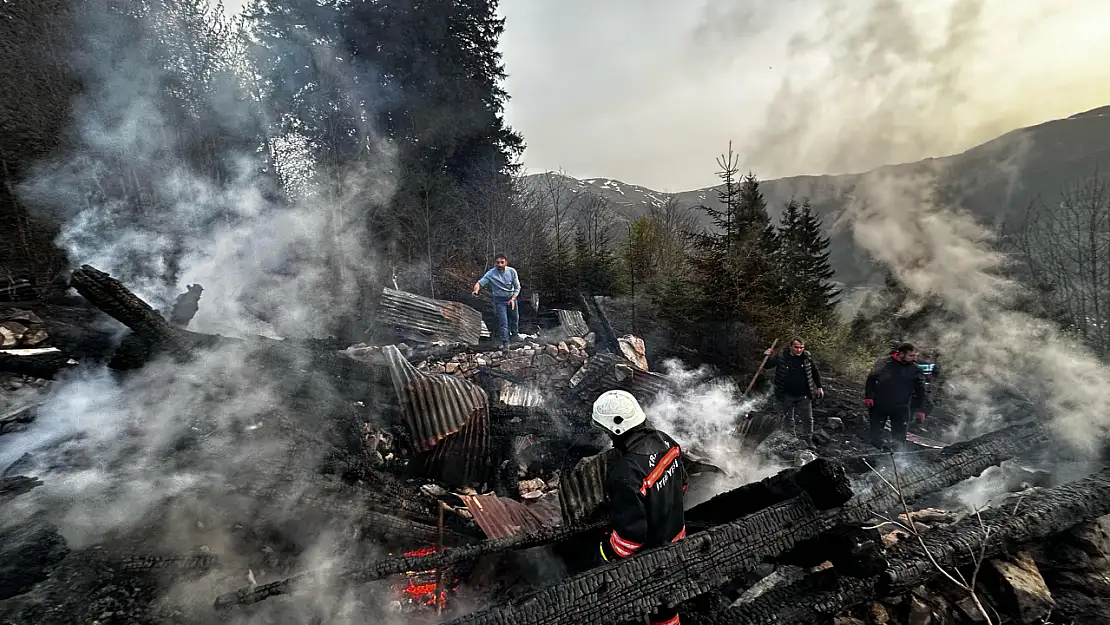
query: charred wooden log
[
  {"left": 113, "top": 554, "right": 220, "bottom": 572},
  {"left": 213, "top": 519, "right": 610, "bottom": 610},
  {"left": 579, "top": 294, "right": 619, "bottom": 354},
  {"left": 328, "top": 455, "right": 446, "bottom": 523},
  {"left": 70, "top": 265, "right": 194, "bottom": 360},
  {"left": 446, "top": 478, "right": 853, "bottom": 625},
  {"left": 0, "top": 348, "right": 73, "bottom": 379},
  {"left": 687, "top": 458, "right": 852, "bottom": 529},
  {"left": 107, "top": 331, "right": 154, "bottom": 370},
  {"left": 0, "top": 522, "right": 68, "bottom": 601},
  {"left": 440, "top": 422, "right": 1050, "bottom": 625},
  {"left": 706, "top": 464, "right": 1110, "bottom": 625},
  {"left": 0, "top": 402, "right": 40, "bottom": 436}
]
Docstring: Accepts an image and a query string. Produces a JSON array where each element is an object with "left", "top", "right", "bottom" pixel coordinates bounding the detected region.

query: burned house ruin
[{"left": 3, "top": 265, "right": 1110, "bottom": 625}]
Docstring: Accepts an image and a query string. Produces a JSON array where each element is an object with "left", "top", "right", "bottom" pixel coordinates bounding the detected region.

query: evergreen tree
[
  {"left": 690, "top": 151, "right": 778, "bottom": 324},
  {"left": 776, "top": 198, "right": 840, "bottom": 321},
  {"left": 738, "top": 171, "right": 780, "bottom": 281},
  {"left": 574, "top": 224, "right": 619, "bottom": 295},
  {"left": 704, "top": 142, "right": 741, "bottom": 252}
]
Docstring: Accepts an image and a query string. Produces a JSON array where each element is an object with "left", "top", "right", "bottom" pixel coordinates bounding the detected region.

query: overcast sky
[{"left": 221, "top": 0, "right": 1110, "bottom": 191}]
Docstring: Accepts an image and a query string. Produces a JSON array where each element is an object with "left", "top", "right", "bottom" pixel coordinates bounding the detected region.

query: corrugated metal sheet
[
  {"left": 460, "top": 493, "right": 561, "bottom": 539},
  {"left": 498, "top": 381, "right": 545, "bottom": 407},
  {"left": 559, "top": 448, "right": 619, "bottom": 526},
  {"left": 375, "top": 287, "right": 484, "bottom": 345},
  {"left": 553, "top": 309, "right": 589, "bottom": 337},
  {"left": 419, "top": 404, "right": 492, "bottom": 487},
  {"left": 382, "top": 345, "right": 488, "bottom": 452},
  {"left": 566, "top": 351, "right": 675, "bottom": 410}
]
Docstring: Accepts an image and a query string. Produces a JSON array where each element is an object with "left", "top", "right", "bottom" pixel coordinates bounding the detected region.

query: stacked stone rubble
[{"left": 415, "top": 335, "right": 595, "bottom": 392}]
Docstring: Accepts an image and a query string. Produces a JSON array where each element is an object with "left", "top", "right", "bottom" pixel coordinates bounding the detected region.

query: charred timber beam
[
  {"left": 0, "top": 403, "right": 40, "bottom": 435},
  {"left": 214, "top": 519, "right": 609, "bottom": 610},
  {"left": 114, "top": 553, "right": 220, "bottom": 572},
  {"left": 687, "top": 458, "right": 849, "bottom": 528},
  {"left": 445, "top": 477, "right": 854, "bottom": 625},
  {"left": 70, "top": 265, "right": 194, "bottom": 360},
  {"left": 851, "top": 421, "right": 1049, "bottom": 510},
  {"left": 239, "top": 478, "right": 479, "bottom": 546},
  {"left": 0, "top": 348, "right": 73, "bottom": 380},
  {"left": 441, "top": 422, "right": 1049, "bottom": 625},
  {"left": 707, "top": 464, "right": 1110, "bottom": 625},
  {"left": 579, "top": 294, "right": 619, "bottom": 354}
]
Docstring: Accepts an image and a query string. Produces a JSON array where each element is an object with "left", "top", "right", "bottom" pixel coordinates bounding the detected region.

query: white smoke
[
  {"left": 845, "top": 165, "right": 1110, "bottom": 457},
  {"left": 645, "top": 359, "right": 785, "bottom": 506},
  {"left": 18, "top": 1, "right": 394, "bottom": 339},
  {"left": 1, "top": 1, "right": 408, "bottom": 622}
]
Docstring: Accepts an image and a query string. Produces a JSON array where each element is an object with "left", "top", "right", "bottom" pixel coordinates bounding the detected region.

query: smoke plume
[
  {"left": 645, "top": 360, "right": 785, "bottom": 506},
  {"left": 839, "top": 162, "right": 1110, "bottom": 467},
  {"left": 2, "top": 0, "right": 407, "bottom": 622},
  {"left": 693, "top": 0, "right": 1110, "bottom": 180}
]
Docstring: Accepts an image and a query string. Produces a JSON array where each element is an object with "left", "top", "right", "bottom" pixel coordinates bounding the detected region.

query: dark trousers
[
  {"left": 778, "top": 395, "right": 813, "bottom": 438},
  {"left": 869, "top": 406, "right": 910, "bottom": 450},
  {"left": 492, "top": 296, "right": 519, "bottom": 344}
]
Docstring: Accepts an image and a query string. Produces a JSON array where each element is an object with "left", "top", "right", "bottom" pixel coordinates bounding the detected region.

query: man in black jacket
[
  {"left": 764, "top": 336, "right": 825, "bottom": 439},
  {"left": 593, "top": 389, "right": 687, "bottom": 625},
  {"left": 865, "top": 342, "right": 927, "bottom": 451}
]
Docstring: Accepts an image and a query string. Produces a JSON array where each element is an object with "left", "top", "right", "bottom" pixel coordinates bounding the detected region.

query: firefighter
[{"left": 592, "top": 389, "right": 687, "bottom": 625}]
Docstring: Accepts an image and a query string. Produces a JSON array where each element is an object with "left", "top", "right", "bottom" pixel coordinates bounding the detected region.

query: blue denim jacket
[{"left": 478, "top": 266, "right": 520, "bottom": 298}]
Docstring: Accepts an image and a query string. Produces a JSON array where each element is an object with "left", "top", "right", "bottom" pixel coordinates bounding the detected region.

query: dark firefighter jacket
[
  {"left": 765, "top": 348, "right": 822, "bottom": 399},
  {"left": 600, "top": 427, "right": 688, "bottom": 562},
  {"left": 865, "top": 355, "right": 927, "bottom": 413}
]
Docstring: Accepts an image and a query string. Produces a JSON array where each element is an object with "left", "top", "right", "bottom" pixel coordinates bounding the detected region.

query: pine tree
[
  {"left": 730, "top": 171, "right": 778, "bottom": 314},
  {"left": 690, "top": 146, "right": 741, "bottom": 320},
  {"left": 574, "top": 224, "right": 619, "bottom": 295},
  {"left": 776, "top": 198, "right": 840, "bottom": 321},
  {"left": 691, "top": 152, "right": 779, "bottom": 323},
  {"left": 771, "top": 197, "right": 804, "bottom": 307}
]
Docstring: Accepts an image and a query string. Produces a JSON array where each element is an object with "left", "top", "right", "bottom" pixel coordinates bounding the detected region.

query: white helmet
[{"left": 591, "top": 389, "right": 646, "bottom": 436}]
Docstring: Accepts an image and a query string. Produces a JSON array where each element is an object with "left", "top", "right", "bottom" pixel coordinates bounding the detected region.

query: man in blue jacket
[{"left": 473, "top": 254, "right": 521, "bottom": 349}]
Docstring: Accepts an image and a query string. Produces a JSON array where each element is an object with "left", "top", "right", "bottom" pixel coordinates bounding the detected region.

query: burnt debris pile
[{"left": 2, "top": 265, "right": 1110, "bottom": 625}]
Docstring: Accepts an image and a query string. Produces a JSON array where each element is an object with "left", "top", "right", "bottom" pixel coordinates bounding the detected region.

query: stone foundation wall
[{"left": 415, "top": 335, "right": 593, "bottom": 389}]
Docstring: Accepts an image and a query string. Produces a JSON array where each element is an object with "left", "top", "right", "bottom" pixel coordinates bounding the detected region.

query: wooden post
[
  {"left": 435, "top": 501, "right": 445, "bottom": 614},
  {"left": 744, "top": 339, "right": 779, "bottom": 396}
]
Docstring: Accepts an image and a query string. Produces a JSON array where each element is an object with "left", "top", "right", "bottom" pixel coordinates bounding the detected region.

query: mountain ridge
[{"left": 524, "top": 105, "right": 1110, "bottom": 290}]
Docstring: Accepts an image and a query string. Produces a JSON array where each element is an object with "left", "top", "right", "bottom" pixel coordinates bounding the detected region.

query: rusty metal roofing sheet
[
  {"left": 382, "top": 344, "right": 488, "bottom": 452},
  {"left": 559, "top": 448, "right": 619, "bottom": 526},
  {"left": 375, "top": 287, "right": 484, "bottom": 345},
  {"left": 419, "top": 404, "right": 492, "bottom": 488},
  {"left": 565, "top": 351, "right": 675, "bottom": 410},
  {"left": 460, "top": 493, "right": 561, "bottom": 539},
  {"left": 553, "top": 309, "right": 589, "bottom": 337}
]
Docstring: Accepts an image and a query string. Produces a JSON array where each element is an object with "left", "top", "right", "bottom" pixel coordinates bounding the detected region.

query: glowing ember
[
  {"left": 404, "top": 545, "right": 438, "bottom": 558},
  {"left": 401, "top": 580, "right": 447, "bottom": 605},
  {"left": 391, "top": 545, "right": 458, "bottom": 611}
]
